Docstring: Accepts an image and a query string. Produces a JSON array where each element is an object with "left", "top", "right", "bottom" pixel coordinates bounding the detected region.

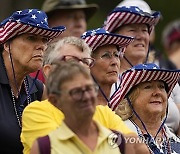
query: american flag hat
[
  {"left": 0, "top": 9, "right": 66, "bottom": 44},
  {"left": 109, "top": 63, "right": 180, "bottom": 111},
  {"left": 81, "top": 28, "right": 134, "bottom": 52},
  {"left": 103, "top": 6, "right": 161, "bottom": 33}
]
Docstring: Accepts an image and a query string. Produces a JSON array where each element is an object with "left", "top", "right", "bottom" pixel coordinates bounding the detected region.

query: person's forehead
[
  {"left": 121, "top": 23, "right": 148, "bottom": 29},
  {"left": 59, "top": 44, "right": 89, "bottom": 57},
  {"left": 138, "top": 80, "right": 164, "bottom": 86},
  {"left": 61, "top": 73, "right": 93, "bottom": 89},
  {"left": 94, "top": 44, "right": 118, "bottom": 54}
]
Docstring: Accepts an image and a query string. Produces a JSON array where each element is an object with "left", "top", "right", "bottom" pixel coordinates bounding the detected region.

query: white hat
[{"left": 118, "top": 0, "right": 152, "bottom": 13}]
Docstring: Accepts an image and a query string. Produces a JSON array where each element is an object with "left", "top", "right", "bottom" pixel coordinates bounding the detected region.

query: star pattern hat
[
  {"left": 0, "top": 9, "right": 66, "bottom": 44},
  {"left": 103, "top": 6, "right": 161, "bottom": 33},
  {"left": 109, "top": 63, "right": 180, "bottom": 111},
  {"left": 81, "top": 28, "right": 134, "bottom": 52}
]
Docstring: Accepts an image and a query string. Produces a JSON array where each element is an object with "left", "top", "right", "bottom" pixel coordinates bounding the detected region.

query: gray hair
[
  {"left": 43, "top": 36, "right": 92, "bottom": 65},
  {"left": 46, "top": 61, "right": 92, "bottom": 95}
]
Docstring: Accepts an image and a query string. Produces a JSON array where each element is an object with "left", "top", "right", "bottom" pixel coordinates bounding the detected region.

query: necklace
[
  {"left": 131, "top": 120, "right": 172, "bottom": 154},
  {"left": 11, "top": 77, "right": 30, "bottom": 127}
]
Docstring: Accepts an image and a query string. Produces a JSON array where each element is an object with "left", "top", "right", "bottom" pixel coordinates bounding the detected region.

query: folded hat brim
[
  {"left": 0, "top": 21, "right": 66, "bottom": 44},
  {"left": 104, "top": 7, "right": 161, "bottom": 33},
  {"left": 110, "top": 68, "right": 180, "bottom": 111},
  {"left": 82, "top": 32, "right": 134, "bottom": 51}
]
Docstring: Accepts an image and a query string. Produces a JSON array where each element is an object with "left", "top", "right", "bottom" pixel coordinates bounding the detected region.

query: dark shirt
[{"left": 0, "top": 53, "right": 43, "bottom": 154}]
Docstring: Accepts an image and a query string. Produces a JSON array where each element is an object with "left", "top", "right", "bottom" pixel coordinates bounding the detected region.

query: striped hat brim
[
  {"left": 82, "top": 32, "right": 134, "bottom": 52},
  {"left": 109, "top": 68, "right": 180, "bottom": 111},
  {"left": 104, "top": 7, "right": 161, "bottom": 33},
  {"left": 0, "top": 21, "right": 65, "bottom": 44}
]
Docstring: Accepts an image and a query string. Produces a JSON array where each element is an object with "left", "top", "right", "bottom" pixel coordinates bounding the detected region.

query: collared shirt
[
  {"left": 0, "top": 53, "right": 43, "bottom": 154},
  {"left": 48, "top": 121, "right": 121, "bottom": 154},
  {"left": 124, "top": 119, "right": 180, "bottom": 153},
  {"left": 21, "top": 100, "right": 134, "bottom": 154}
]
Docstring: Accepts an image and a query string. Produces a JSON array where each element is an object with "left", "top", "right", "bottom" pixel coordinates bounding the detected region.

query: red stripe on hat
[
  {"left": 1, "top": 24, "right": 25, "bottom": 42},
  {"left": 88, "top": 35, "right": 99, "bottom": 48},
  {"left": 119, "top": 12, "right": 131, "bottom": 26},
  {"left": 141, "top": 17, "right": 149, "bottom": 24},
  {"left": 0, "top": 22, "right": 17, "bottom": 36},
  {"left": 136, "top": 16, "right": 144, "bottom": 24},
  {"left": 167, "top": 72, "right": 176, "bottom": 91},
  {"left": 85, "top": 35, "right": 94, "bottom": 46},
  {"left": 146, "top": 70, "right": 158, "bottom": 81},
  {"left": 110, "top": 70, "right": 136, "bottom": 110},
  {"left": 125, "top": 14, "right": 136, "bottom": 25},
  {"left": 108, "top": 36, "right": 117, "bottom": 45},
  {"left": 109, "top": 74, "right": 129, "bottom": 109},
  {"left": 98, "top": 35, "right": 111, "bottom": 48},
  {"left": 132, "top": 15, "right": 141, "bottom": 24},
  {"left": 0, "top": 22, "right": 21, "bottom": 38},
  {"left": 18, "top": 26, "right": 34, "bottom": 35},
  {"left": 152, "top": 71, "right": 163, "bottom": 81},
  {"left": 92, "top": 35, "right": 105, "bottom": 50},
  {"left": 113, "top": 70, "right": 143, "bottom": 110},
  {"left": 109, "top": 12, "right": 126, "bottom": 32},
  {"left": 107, "top": 12, "right": 122, "bottom": 32},
  {"left": 39, "top": 29, "right": 47, "bottom": 36}
]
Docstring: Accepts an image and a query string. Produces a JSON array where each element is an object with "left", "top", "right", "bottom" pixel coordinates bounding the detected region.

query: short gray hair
[{"left": 43, "top": 36, "right": 92, "bottom": 65}]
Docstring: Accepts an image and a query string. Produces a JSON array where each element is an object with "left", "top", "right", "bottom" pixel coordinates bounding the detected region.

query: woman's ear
[
  {"left": 48, "top": 94, "right": 61, "bottom": 109},
  {"left": 43, "top": 64, "right": 52, "bottom": 78},
  {"left": 3, "top": 42, "right": 10, "bottom": 53}
]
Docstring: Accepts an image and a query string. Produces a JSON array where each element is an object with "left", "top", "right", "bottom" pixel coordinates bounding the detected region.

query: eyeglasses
[
  {"left": 98, "top": 51, "right": 123, "bottom": 60},
  {"left": 57, "top": 84, "right": 99, "bottom": 101},
  {"left": 60, "top": 55, "right": 95, "bottom": 67}
]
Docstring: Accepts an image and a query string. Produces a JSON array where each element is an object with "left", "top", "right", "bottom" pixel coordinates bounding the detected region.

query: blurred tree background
[{"left": 0, "top": 0, "right": 180, "bottom": 53}]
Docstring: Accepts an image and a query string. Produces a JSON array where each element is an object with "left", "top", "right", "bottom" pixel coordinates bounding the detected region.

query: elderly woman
[
  {"left": 82, "top": 28, "right": 134, "bottom": 105},
  {"left": 0, "top": 9, "right": 65, "bottom": 154},
  {"left": 104, "top": 2, "right": 180, "bottom": 136},
  {"left": 30, "top": 61, "right": 127, "bottom": 154},
  {"left": 103, "top": 5, "right": 161, "bottom": 73},
  {"left": 110, "top": 63, "right": 180, "bottom": 153}
]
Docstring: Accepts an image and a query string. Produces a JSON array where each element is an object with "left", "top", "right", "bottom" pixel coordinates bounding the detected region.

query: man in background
[{"left": 42, "top": 0, "right": 98, "bottom": 38}]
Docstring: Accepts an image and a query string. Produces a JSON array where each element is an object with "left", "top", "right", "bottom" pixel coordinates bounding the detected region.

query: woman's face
[
  {"left": 116, "top": 23, "right": 150, "bottom": 63},
  {"left": 90, "top": 44, "right": 120, "bottom": 85},
  {"left": 132, "top": 80, "right": 168, "bottom": 117},
  {"left": 7, "top": 33, "right": 48, "bottom": 72}
]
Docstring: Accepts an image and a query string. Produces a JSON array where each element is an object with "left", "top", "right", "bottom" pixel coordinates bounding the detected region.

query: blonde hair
[{"left": 115, "top": 85, "right": 140, "bottom": 120}]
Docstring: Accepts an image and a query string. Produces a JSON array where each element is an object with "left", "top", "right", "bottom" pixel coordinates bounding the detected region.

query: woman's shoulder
[{"left": 124, "top": 120, "right": 138, "bottom": 135}]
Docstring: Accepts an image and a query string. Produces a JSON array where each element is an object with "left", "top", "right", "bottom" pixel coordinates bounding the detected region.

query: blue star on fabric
[
  {"left": 132, "top": 63, "right": 160, "bottom": 70},
  {"left": 81, "top": 28, "right": 110, "bottom": 38},
  {"left": 0, "top": 9, "right": 49, "bottom": 29}
]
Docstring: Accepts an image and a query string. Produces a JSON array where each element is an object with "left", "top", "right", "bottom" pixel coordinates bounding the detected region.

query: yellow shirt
[
  {"left": 48, "top": 121, "right": 121, "bottom": 154},
  {"left": 21, "top": 100, "right": 133, "bottom": 154}
]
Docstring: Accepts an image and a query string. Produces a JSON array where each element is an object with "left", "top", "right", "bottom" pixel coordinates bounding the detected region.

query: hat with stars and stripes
[
  {"left": 103, "top": 6, "right": 161, "bottom": 34},
  {"left": 81, "top": 28, "right": 134, "bottom": 53},
  {"left": 0, "top": 9, "right": 66, "bottom": 44},
  {"left": 109, "top": 63, "right": 180, "bottom": 111}
]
